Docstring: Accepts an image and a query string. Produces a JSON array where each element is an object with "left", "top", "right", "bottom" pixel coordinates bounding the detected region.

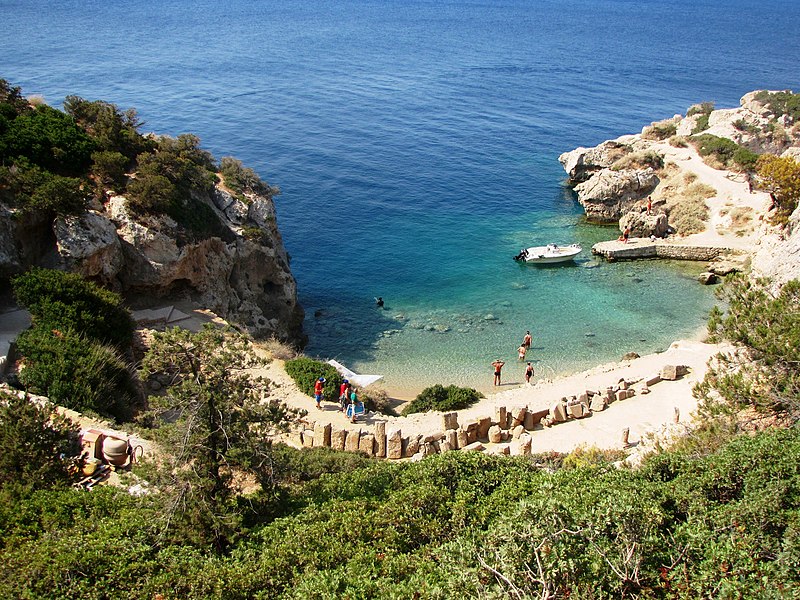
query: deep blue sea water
[{"left": 3, "top": 0, "right": 799, "bottom": 395}]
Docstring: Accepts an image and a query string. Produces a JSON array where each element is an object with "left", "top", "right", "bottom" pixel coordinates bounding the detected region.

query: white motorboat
[{"left": 513, "top": 243, "right": 582, "bottom": 264}]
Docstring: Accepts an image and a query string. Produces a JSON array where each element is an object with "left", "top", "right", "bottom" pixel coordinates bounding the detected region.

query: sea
[{"left": 2, "top": 0, "right": 799, "bottom": 396}]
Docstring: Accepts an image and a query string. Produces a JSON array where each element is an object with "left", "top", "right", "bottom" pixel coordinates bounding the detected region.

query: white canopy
[{"left": 326, "top": 359, "right": 384, "bottom": 388}]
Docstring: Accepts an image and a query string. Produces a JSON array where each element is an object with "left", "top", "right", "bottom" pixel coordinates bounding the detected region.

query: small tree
[
  {"left": 0, "top": 391, "right": 79, "bottom": 490},
  {"left": 698, "top": 276, "right": 800, "bottom": 420},
  {"left": 756, "top": 154, "right": 800, "bottom": 219},
  {"left": 141, "top": 325, "right": 296, "bottom": 553}
]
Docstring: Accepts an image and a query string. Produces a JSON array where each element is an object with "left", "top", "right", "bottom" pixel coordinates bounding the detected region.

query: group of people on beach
[
  {"left": 492, "top": 330, "right": 535, "bottom": 386},
  {"left": 314, "top": 377, "right": 364, "bottom": 423}
]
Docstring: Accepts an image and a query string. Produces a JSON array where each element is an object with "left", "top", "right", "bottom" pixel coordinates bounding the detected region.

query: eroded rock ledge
[{"left": 1, "top": 184, "right": 305, "bottom": 345}]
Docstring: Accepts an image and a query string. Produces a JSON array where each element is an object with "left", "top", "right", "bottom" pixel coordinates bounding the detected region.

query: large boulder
[
  {"left": 558, "top": 140, "right": 633, "bottom": 184},
  {"left": 619, "top": 210, "right": 669, "bottom": 238},
  {"left": 574, "top": 169, "right": 660, "bottom": 222}
]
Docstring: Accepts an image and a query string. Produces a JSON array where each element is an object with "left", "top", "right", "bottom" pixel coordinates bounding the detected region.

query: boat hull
[{"left": 515, "top": 244, "right": 581, "bottom": 264}]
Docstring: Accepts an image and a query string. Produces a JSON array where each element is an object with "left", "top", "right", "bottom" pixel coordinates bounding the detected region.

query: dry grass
[
  {"left": 718, "top": 205, "right": 755, "bottom": 237},
  {"left": 610, "top": 150, "right": 664, "bottom": 171},
  {"left": 258, "top": 336, "right": 298, "bottom": 361},
  {"left": 655, "top": 164, "right": 716, "bottom": 235},
  {"left": 669, "top": 135, "right": 688, "bottom": 148}
]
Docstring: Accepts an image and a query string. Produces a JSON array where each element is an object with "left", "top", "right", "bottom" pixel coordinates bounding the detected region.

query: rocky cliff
[
  {"left": 1, "top": 184, "right": 306, "bottom": 345},
  {"left": 559, "top": 90, "right": 800, "bottom": 228}
]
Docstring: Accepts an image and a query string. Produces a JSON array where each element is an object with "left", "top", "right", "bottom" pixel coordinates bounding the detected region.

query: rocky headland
[
  {"left": 1, "top": 169, "right": 305, "bottom": 344},
  {"left": 558, "top": 90, "right": 800, "bottom": 285}
]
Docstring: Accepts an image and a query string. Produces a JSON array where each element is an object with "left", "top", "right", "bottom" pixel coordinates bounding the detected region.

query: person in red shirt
[
  {"left": 339, "top": 379, "right": 350, "bottom": 412},
  {"left": 314, "top": 377, "right": 325, "bottom": 409}
]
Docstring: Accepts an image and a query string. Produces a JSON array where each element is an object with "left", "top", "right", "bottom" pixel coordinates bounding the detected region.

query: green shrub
[
  {"left": 0, "top": 104, "right": 95, "bottom": 176},
  {"left": 753, "top": 90, "right": 800, "bottom": 121},
  {"left": 687, "top": 101, "right": 715, "bottom": 117},
  {"left": 692, "top": 134, "right": 757, "bottom": 171},
  {"left": 0, "top": 158, "right": 87, "bottom": 216},
  {"left": 0, "top": 391, "right": 80, "bottom": 491},
  {"left": 284, "top": 357, "right": 342, "bottom": 400},
  {"left": 15, "top": 325, "right": 137, "bottom": 422},
  {"left": 90, "top": 150, "right": 128, "bottom": 190},
  {"left": 12, "top": 268, "right": 134, "bottom": 348},
  {"left": 220, "top": 156, "right": 277, "bottom": 198},
  {"left": 401, "top": 383, "right": 483, "bottom": 416},
  {"left": 641, "top": 121, "right": 676, "bottom": 141},
  {"left": 692, "top": 112, "right": 711, "bottom": 134}
]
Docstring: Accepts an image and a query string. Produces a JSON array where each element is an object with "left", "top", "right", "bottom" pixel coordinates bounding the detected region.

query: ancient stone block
[
  {"left": 495, "top": 406, "right": 508, "bottom": 429},
  {"left": 439, "top": 440, "right": 452, "bottom": 453},
  {"left": 510, "top": 406, "right": 527, "bottom": 427},
  {"left": 511, "top": 433, "right": 532, "bottom": 456},
  {"left": 487, "top": 444, "right": 510, "bottom": 455},
  {"left": 464, "top": 420, "right": 479, "bottom": 443},
  {"left": 405, "top": 435, "right": 420, "bottom": 457},
  {"left": 374, "top": 422, "right": 387, "bottom": 458},
  {"left": 422, "top": 442, "right": 438, "bottom": 457},
  {"left": 387, "top": 429, "right": 403, "bottom": 459},
  {"left": 488, "top": 425, "right": 503, "bottom": 443},
  {"left": 645, "top": 374, "right": 662, "bottom": 387},
  {"left": 625, "top": 388, "right": 635, "bottom": 399},
  {"left": 359, "top": 434, "right": 375, "bottom": 456},
  {"left": 314, "top": 422, "right": 331, "bottom": 447},
  {"left": 577, "top": 392, "right": 589, "bottom": 406},
  {"left": 462, "top": 441, "right": 485, "bottom": 452},
  {"left": 512, "top": 424, "right": 525, "bottom": 439},
  {"left": 661, "top": 365, "right": 679, "bottom": 380},
  {"left": 477, "top": 417, "right": 492, "bottom": 439},
  {"left": 639, "top": 384, "right": 650, "bottom": 395},
  {"left": 442, "top": 412, "right": 459, "bottom": 431},
  {"left": 445, "top": 429, "right": 458, "bottom": 449},
  {"left": 289, "top": 431, "right": 303, "bottom": 447},
  {"left": 619, "top": 379, "right": 629, "bottom": 390},
  {"left": 550, "top": 401, "right": 567, "bottom": 423},
  {"left": 424, "top": 431, "right": 444, "bottom": 444},
  {"left": 616, "top": 390, "right": 627, "bottom": 402},
  {"left": 523, "top": 411, "right": 535, "bottom": 430},
  {"left": 330, "top": 427, "right": 346, "bottom": 451},
  {"left": 345, "top": 429, "right": 361, "bottom": 452},
  {"left": 456, "top": 428, "right": 468, "bottom": 449},
  {"left": 590, "top": 395, "right": 607, "bottom": 412},
  {"left": 302, "top": 430, "right": 314, "bottom": 448},
  {"left": 568, "top": 402, "right": 585, "bottom": 419}
]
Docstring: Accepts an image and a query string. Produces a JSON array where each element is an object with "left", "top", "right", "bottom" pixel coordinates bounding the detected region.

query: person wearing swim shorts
[{"left": 492, "top": 359, "right": 505, "bottom": 386}]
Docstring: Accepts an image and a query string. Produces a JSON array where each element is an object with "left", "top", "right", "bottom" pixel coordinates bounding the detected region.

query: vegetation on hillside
[
  {"left": 691, "top": 134, "right": 759, "bottom": 171},
  {"left": 756, "top": 154, "right": 800, "bottom": 222},
  {"left": 11, "top": 268, "right": 137, "bottom": 422},
  {"left": 0, "top": 78, "right": 277, "bottom": 236}
]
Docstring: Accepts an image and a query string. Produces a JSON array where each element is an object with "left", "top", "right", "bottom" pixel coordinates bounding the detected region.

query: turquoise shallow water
[{"left": 2, "top": 0, "right": 798, "bottom": 395}]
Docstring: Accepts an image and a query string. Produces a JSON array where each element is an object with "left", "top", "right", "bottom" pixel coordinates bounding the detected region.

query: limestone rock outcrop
[
  {"left": 558, "top": 140, "right": 633, "bottom": 184},
  {"left": 1, "top": 182, "right": 305, "bottom": 344},
  {"left": 574, "top": 169, "right": 660, "bottom": 222},
  {"left": 619, "top": 210, "right": 669, "bottom": 238}
]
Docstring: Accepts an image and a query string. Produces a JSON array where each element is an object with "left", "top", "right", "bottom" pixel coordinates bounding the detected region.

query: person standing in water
[
  {"left": 522, "top": 330, "right": 532, "bottom": 349},
  {"left": 375, "top": 297, "right": 384, "bottom": 308},
  {"left": 492, "top": 359, "right": 505, "bottom": 386},
  {"left": 524, "top": 362, "right": 534, "bottom": 384}
]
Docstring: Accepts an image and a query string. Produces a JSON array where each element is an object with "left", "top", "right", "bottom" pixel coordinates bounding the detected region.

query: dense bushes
[
  {"left": 0, "top": 391, "right": 79, "bottom": 491},
  {"left": 756, "top": 154, "right": 800, "bottom": 220},
  {"left": 691, "top": 134, "right": 759, "bottom": 171},
  {"left": 12, "top": 268, "right": 133, "bottom": 347},
  {"left": 220, "top": 156, "right": 277, "bottom": 198},
  {"left": 401, "top": 383, "right": 483, "bottom": 416},
  {"left": 1, "top": 428, "right": 798, "bottom": 598},
  {"left": 284, "top": 356, "right": 343, "bottom": 401},
  {"left": 15, "top": 326, "right": 137, "bottom": 422},
  {"left": 700, "top": 276, "right": 800, "bottom": 419},
  {"left": 11, "top": 268, "right": 137, "bottom": 422}
]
